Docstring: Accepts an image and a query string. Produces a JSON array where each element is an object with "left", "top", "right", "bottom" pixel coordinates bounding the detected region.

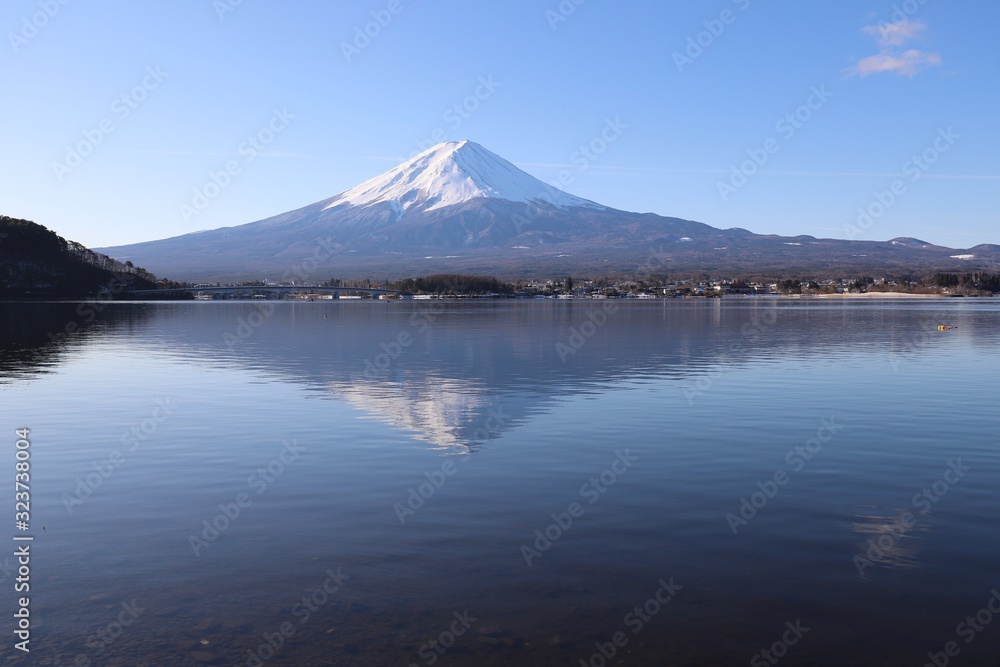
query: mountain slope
[
  {"left": 98, "top": 141, "right": 997, "bottom": 280},
  {"left": 326, "top": 139, "right": 603, "bottom": 215},
  {"left": 0, "top": 215, "right": 163, "bottom": 297}
]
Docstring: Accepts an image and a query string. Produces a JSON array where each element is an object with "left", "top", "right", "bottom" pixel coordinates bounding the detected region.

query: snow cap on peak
[{"left": 325, "top": 140, "right": 602, "bottom": 215}]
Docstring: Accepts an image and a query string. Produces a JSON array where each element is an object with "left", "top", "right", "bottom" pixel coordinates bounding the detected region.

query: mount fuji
[
  {"left": 99, "top": 140, "right": 996, "bottom": 280},
  {"left": 328, "top": 139, "right": 602, "bottom": 215}
]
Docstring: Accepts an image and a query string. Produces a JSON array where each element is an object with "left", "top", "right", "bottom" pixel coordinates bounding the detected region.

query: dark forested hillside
[{"left": 0, "top": 215, "right": 166, "bottom": 298}]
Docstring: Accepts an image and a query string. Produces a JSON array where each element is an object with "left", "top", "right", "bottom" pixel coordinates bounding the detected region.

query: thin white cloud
[
  {"left": 853, "top": 49, "right": 943, "bottom": 77},
  {"left": 862, "top": 19, "right": 925, "bottom": 47},
  {"left": 849, "top": 19, "right": 941, "bottom": 78}
]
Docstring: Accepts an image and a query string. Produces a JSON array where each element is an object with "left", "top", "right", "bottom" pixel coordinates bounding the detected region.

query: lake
[{"left": 1, "top": 299, "right": 998, "bottom": 666}]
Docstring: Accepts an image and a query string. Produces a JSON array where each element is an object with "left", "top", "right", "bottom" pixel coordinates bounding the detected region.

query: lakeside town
[
  {"left": 181, "top": 272, "right": 1000, "bottom": 300},
  {"left": 2, "top": 215, "right": 997, "bottom": 301}
]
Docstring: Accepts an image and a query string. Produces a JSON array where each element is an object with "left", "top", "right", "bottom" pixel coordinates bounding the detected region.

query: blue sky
[{"left": 2, "top": 0, "right": 998, "bottom": 250}]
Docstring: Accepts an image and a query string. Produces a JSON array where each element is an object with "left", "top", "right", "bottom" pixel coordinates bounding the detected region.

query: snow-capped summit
[{"left": 324, "top": 140, "right": 603, "bottom": 216}]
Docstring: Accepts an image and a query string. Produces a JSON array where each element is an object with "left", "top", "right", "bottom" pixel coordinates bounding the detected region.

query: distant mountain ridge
[{"left": 97, "top": 141, "right": 998, "bottom": 280}]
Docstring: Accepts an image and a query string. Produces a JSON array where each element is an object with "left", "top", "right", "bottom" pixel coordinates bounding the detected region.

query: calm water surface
[{"left": 0, "top": 299, "right": 998, "bottom": 666}]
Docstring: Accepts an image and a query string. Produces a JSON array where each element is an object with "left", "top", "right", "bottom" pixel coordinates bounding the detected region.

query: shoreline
[{"left": 810, "top": 292, "right": 965, "bottom": 299}]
